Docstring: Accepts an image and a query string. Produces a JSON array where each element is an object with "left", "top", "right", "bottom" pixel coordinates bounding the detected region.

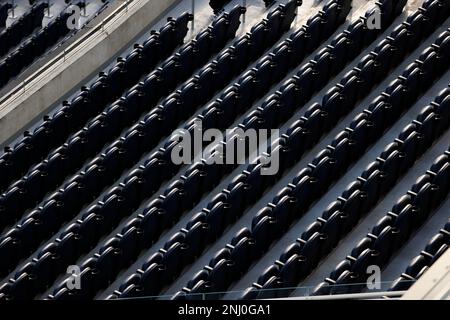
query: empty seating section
[
  {"left": 173, "top": 21, "right": 450, "bottom": 301},
  {"left": 0, "top": 11, "right": 195, "bottom": 193},
  {"left": 0, "top": 2, "right": 47, "bottom": 57},
  {"left": 389, "top": 219, "right": 450, "bottom": 291},
  {"left": 0, "top": 6, "right": 246, "bottom": 238},
  {"left": 312, "top": 148, "right": 450, "bottom": 296},
  {"left": 0, "top": 1, "right": 301, "bottom": 299},
  {"left": 239, "top": 83, "right": 450, "bottom": 299},
  {"left": 37, "top": 0, "right": 358, "bottom": 300},
  {"left": 0, "top": 1, "right": 91, "bottom": 88},
  {"left": 102, "top": 0, "right": 425, "bottom": 300},
  {"left": 0, "top": 0, "right": 449, "bottom": 301},
  {"left": 0, "top": 5, "right": 246, "bottom": 274},
  {"left": 38, "top": 0, "right": 359, "bottom": 300}
]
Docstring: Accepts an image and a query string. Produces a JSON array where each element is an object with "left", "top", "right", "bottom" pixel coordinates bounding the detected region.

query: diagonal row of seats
[
  {"left": 0, "top": 10, "right": 194, "bottom": 192},
  {"left": 311, "top": 147, "right": 450, "bottom": 296},
  {"left": 176, "top": 24, "right": 450, "bottom": 300}
]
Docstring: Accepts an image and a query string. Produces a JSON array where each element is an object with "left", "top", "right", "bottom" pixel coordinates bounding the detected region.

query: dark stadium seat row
[
  {"left": 171, "top": 35, "right": 450, "bottom": 301},
  {"left": 0, "top": 6, "right": 244, "bottom": 233},
  {"left": 0, "top": 11, "right": 194, "bottom": 192},
  {"left": 24, "top": 0, "right": 354, "bottom": 301},
  {"left": 0, "top": 1, "right": 89, "bottom": 88},
  {"left": 0, "top": 1, "right": 302, "bottom": 298},
  {"left": 0, "top": 2, "right": 48, "bottom": 57},
  {"left": 100, "top": 1, "right": 426, "bottom": 300},
  {"left": 389, "top": 219, "right": 450, "bottom": 292},
  {"left": 0, "top": 3, "right": 12, "bottom": 29},
  {"left": 311, "top": 148, "right": 450, "bottom": 296},
  {"left": 0, "top": 0, "right": 297, "bottom": 249}
]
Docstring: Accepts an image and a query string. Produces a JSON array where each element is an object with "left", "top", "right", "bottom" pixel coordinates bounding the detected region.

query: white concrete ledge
[
  {"left": 402, "top": 249, "right": 450, "bottom": 300},
  {"left": 0, "top": 0, "right": 179, "bottom": 146}
]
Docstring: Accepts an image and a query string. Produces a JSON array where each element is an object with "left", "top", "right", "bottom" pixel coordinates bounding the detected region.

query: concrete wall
[{"left": 0, "top": 0, "right": 178, "bottom": 146}]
